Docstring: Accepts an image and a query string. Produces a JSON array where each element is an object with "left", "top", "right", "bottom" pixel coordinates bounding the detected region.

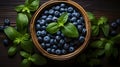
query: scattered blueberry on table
[{"left": 35, "top": 3, "right": 87, "bottom": 55}]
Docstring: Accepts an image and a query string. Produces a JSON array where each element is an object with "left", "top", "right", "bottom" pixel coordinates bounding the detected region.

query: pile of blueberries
[
  {"left": 0, "top": 18, "right": 10, "bottom": 46},
  {"left": 35, "top": 3, "right": 86, "bottom": 55},
  {"left": 110, "top": 19, "right": 120, "bottom": 36}
]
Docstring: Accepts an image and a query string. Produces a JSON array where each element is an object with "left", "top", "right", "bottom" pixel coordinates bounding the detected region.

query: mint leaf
[
  {"left": 92, "top": 49, "right": 105, "bottom": 57},
  {"left": 61, "top": 23, "right": 79, "bottom": 38},
  {"left": 98, "top": 16, "right": 108, "bottom": 25},
  {"left": 4, "top": 26, "right": 21, "bottom": 40},
  {"left": 87, "top": 12, "right": 98, "bottom": 25},
  {"left": 91, "top": 40, "right": 104, "bottom": 48},
  {"left": 105, "top": 42, "right": 113, "bottom": 57},
  {"left": 57, "top": 12, "right": 68, "bottom": 26},
  {"left": 20, "top": 51, "right": 30, "bottom": 58},
  {"left": 101, "top": 24, "right": 109, "bottom": 37},
  {"left": 20, "top": 40, "right": 33, "bottom": 53},
  {"left": 15, "top": 5, "right": 25, "bottom": 12},
  {"left": 111, "top": 34, "right": 120, "bottom": 42},
  {"left": 8, "top": 46, "right": 17, "bottom": 56},
  {"left": 29, "top": 54, "right": 47, "bottom": 65},
  {"left": 91, "top": 25, "right": 99, "bottom": 36},
  {"left": 46, "top": 22, "right": 60, "bottom": 34},
  {"left": 21, "top": 59, "right": 31, "bottom": 67},
  {"left": 16, "top": 13, "right": 29, "bottom": 34},
  {"left": 28, "top": 0, "right": 40, "bottom": 12}
]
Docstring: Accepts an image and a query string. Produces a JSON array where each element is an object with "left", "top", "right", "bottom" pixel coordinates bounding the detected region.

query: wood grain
[{"left": 0, "top": 0, "right": 120, "bottom": 67}]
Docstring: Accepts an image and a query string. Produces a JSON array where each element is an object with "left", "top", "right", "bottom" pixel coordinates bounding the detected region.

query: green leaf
[
  {"left": 28, "top": 0, "right": 40, "bottom": 12},
  {"left": 46, "top": 22, "right": 60, "bottom": 34},
  {"left": 91, "top": 40, "right": 104, "bottom": 48},
  {"left": 29, "top": 54, "right": 47, "bottom": 65},
  {"left": 21, "top": 59, "right": 31, "bottom": 67},
  {"left": 4, "top": 26, "right": 21, "bottom": 40},
  {"left": 61, "top": 23, "right": 79, "bottom": 38},
  {"left": 101, "top": 24, "right": 109, "bottom": 37},
  {"left": 92, "top": 49, "right": 105, "bottom": 58},
  {"left": 98, "top": 16, "right": 108, "bottom": 25},
  {"left": 105, "top": 42, "right": 113, "bottom": 57},
  {"left": 57, "top": 12, "right": 68, "bottom": 26},
  {"left": 16, "top": 13, "right": 29, "bottom": 34},
  {"left": 20, "top": 40, "right": 33, "bottom": 53},
  {"left": 111, "top": 34, "right": 120, "bottom": 42},
  {"left": 8, "top": 46, "right": 17, "bottom": 56},
  {"left": 20, "top": 51, "right": 30, "bottom": 58},
  {"left": 87, "top": 12, "right": 98, "bottom": 25},
  {"left": 15, "top": 5, "right": 25, "bottom": 12},
  {"left": 91, "top": 25, "right": 99, "bottom": 36}
]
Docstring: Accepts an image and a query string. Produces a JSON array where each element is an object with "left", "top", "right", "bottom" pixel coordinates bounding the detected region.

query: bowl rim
[{"left": 30, "top": 0, "right": 91, "bottom": 60}]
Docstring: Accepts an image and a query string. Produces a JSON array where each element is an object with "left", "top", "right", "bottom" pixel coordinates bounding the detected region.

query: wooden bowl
[{"left": 30, "top": 0, "right": 91, "bottom": 60}]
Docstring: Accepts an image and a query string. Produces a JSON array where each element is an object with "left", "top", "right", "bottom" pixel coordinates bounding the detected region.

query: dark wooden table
[{"left": 0, "top": 0, "right": 120, "bottom": 67}]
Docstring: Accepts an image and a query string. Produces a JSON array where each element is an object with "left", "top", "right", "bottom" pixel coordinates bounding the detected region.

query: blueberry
[
  {"left": 49, "top": 9, "right": 54, "bottom": 15},
  {"left": 77, "top": 25, "right": 83, "bottom": 32},
  {"left": 41, "top": 30, "right": 47, "bottom": 36},
  {"left": 41, "top": 26, "right": 46, "bottom": 30},
  {"left": 52, "top": 16, "right": 58, "bottom": 21},
  {"left": 110, "top": 30, "right": 117, "bottom": 36},
  {"left": 68, "top": 13, "right": 72, "bottom": 18},
  {"left": 116, "top": 19, "right": 120, "bottom": 25},
  {"left": 80, "top": 17, "right": 84, "bottom": 22},
  {"left": 56, "top": 31, "right": 61, "bottom": 35},
  {"left": 39, "top": 20, "right": 45, "bottom": 26},
  {"left": 71, "top": 17, "right": 77, "bottom": 22},
  {"left": 50, "top": 39, "right": 54, "bottom": 44},
  {"left": 0, "top": 26, "right": 4, "bottom": 32},
  {"left": 54, "top": 39, "right": 58, "bottom": 44},
  {"left": 60, "top": 3, "right": 65, "bottom": 7},
  {"left": 52, "top": 45, "right": 57, "bottom": 49},
  {"left": 45, "top": 43, "right": 51, "bottom": 47},
  {"left": 73, "top": 22, "right": 77, "bottom": 26},
  {"left": 111, "top": 22, "right": 118, "bottom": 29},
  {"left": 41, "top": 43, "right": 45, "bottom": 48},
  {"left": 69, "top": 46, "right": 74, "bottom": 52},
  {"left": 77, "top": 19, "right": 82, "bottom": 25},
  {"left": 67, "top": 7, "right": 73, "bottom": 13},
  {"left": 61, "top": 33, "right": 64, "bottom": 37},
  {"left": 55, "top": 6, "right": 60, "bottom": 11},
  {"left": 4, "top": 18, "right": 10, "bottom": 26},
  {"left": 3, "top": 39, "right": 9, "bottom": 46},
  {"left": 55, "top": 36, "right": 61, "bottom": 41},
  {"left": 41, "top": 15, "right": 47, "bottom": 19},
  {"left": 51, "top": 49, "right": 55, "bottom": 53},
  {"left": 36, "top": 31, "right": 41, "bottom": 36},
  {"left": 64, "top": 8, "right": 67, "bottom": 12},
  {"left": 48, "top": 15, "right": 53, "bottom": 18},
  {"left": 70, "top": 42, "right": 74, "bottom": 46},
  {"left": 44, "top": 10, "right": 49, "bottom": 15},
  {"left": 59, "top": 39, "right": 65, "bottom": 45},
  {"left": 36, "top": 24, "right": 41, "bottom": 30},
  {"left": 46, "top": 48, "right": 51, "bottom": 53},
  {"left": 46, "top": 17, "right": 52, "bottom": 22},
  {"left": 61, "top": 49, "right": 66, "bottom": 54},
  {"left": 55, "top": 49, "right": 61, "bottom": 54},
  {"left": 54, "top": 11, "right": 60, "bottom": 17},
  {"left": 82, "top": 28, "right": 86, "bottom": 35},
  {"left": 38, "top": 36, "right": 42, "bottom": 42},
  {"left": 72, "top": 12, "right": 80, "bottom": 18},
  {"left": 63, "top": 43, "right": 69, "bottom": 49},
  {"left": 60, "top": 8, "right": 65, "bottom": 12},
  {"left": 79, "top": 36, "right": 85, "bottom": 43},
  {"left": 43, "top": 36, "right": 50, "bottom": 42}
]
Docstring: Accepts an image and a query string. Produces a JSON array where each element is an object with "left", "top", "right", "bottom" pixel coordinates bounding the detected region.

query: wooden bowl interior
[{"left": 30, "top": 0, "right": 91, "bottom": 60}]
